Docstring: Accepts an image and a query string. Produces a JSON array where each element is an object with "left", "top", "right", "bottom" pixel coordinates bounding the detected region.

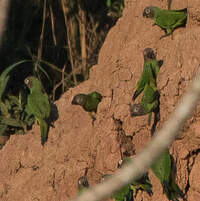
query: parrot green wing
[
  {"left": 154, "top": 7, "right": 187, "bottom": 31},
  {"left": 152, "top": 150, "right": 184, "bottom": 201},
  {"left": 83, "top": 92, "right": 102, "bottom": 112},
  {"left": 26, "top": 91, "right": 50, "bottom": 119},
  {"left": 151, "top": 150, "right": 171, "bottom": 183},
  {"left": 112, "top": 185, "right": 133, "bottom": 201},
  {"left": 141, "top": 85, "right": 159, "bottom": 114},
  {"left": 133, "top": 62, "right": 153, "bottom": 100}
]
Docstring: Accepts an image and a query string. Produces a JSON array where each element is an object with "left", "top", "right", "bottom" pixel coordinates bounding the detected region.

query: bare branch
[{"left": 69, "top": 73, "right": 200, "bottom": 201}]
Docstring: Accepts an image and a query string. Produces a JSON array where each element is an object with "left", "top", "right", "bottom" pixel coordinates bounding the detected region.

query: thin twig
[
  {"left": 61, "top": 0, "right": 78, "bottom": 85},
  {"left": 62, "top": 64, "right": 66, "bottom": 94},
  {"left": 34, "top": 0, "right": 47, "bottom": 72},
  {"left": 49, "top": 4, "right": 57, "bottom": 46},
  {"left": 69, "top": 73, "right": 200, "bottom": 201}
]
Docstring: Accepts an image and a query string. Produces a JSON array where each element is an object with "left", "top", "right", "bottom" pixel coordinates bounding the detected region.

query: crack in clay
[
  {"left": 175, "top": 76, "right": 185, "bottom": 97},
  {"left": 0, "top": 183, "right": 10, "bottom": 199},
  {"left": 52, "top": 172, "right": 56, "bottom": 191},
  {"left": 15, "top": 161, "right": 40, "bottom": 174},
  {"left": 110, "top": 89, "right": 114, "bottom": 108},
  {"left": 133, "top": 126, "right": 147, "bottom": 136},
  {"left": 185, "top": 149, "right": 200, "bottom": 194},
  {"left": 112, "top": 116, "right": 135, "bottom": 158},
  {"left": 160, "top": 77, "right": 169, "bottom": 91}
]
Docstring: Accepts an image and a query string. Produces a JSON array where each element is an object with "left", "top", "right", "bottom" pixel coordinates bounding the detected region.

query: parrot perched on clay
[
  {"left": 132, "top": 48, "right": 161, "bottom": 101},
  {"left": 78, "top": 176, "right": 89, "bottom": 195},
  {"left": 24, "top": 76, "right": 51, "bottom": 145},
  {"left": 143, "top": 6, "right": 187, "bottom": 39},
  {"left": 71, "top": 91, "right": 102, "bottom": 122},
  {"left": 151, "top": 150, "right": 184, "bottom": 201},
  {"left": 118, "top": 157, "right": 153, "bottom": 196},
  {"left": 101, "top": 174, "right": 133, "bottom": 201},
  {"left": 130, "top": 48, "right": 162, "bottom": 124}
]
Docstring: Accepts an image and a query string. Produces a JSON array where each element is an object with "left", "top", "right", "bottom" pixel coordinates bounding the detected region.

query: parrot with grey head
[
  {"left": 130, "top": 48, "right": 162, "bottom": 125},
  {"left": 151, "top": 150, "right": 184, "bottom": 201},
  {"left": 101, "top": 174, "right": 133, "bottom": 201},
  {"left": 24, "top": 76, "right": 51, "bottom": 145},
  {"left": 118, "top": 157, "right": 153, "bottom": 196},
  {"left": 72, "top": 91, "right": 102, "bottom": 122},
  {"left": 78, "top": 176, "right": 89, "bottom": 195},
  {"left": 143, "top": 6, "right": 187, "bottom": 39}
]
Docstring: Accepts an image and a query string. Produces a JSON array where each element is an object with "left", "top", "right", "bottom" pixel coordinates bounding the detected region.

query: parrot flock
[
  {"left": 72, "top": 2, "right": 187, "bottom": 201},
  {"left": 19, "top": 1, "right": 188, "bottom": 201}
]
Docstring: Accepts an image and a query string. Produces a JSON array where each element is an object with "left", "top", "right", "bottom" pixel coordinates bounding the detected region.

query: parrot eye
[
  {"left": 145, "top": 8, "right": 151, "bottom": 14},
  {"left": 133, "top": 105, "right": 140, "bottom": 113}
]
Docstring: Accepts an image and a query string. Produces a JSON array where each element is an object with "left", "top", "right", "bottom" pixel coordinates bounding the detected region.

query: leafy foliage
[{"left": 0, "top": 61, "right": 35, "bottom": 136}]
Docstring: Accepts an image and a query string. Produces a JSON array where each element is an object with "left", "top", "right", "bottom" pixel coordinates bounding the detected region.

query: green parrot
[
  {"left": 118, "top": 157, "right": 153, "bottom": 196},
  {"left": 143, "top": 6, "right": 187, "bottom": 39},
  {"left": 24, "top": 76, "right": 51, "bottom": 145},
  {"left": 101, "top": 174, "right": 133, "bottom": 201},
  {"left": 151, "top": 150, "right": 184, "bottom": 201},
  {"left": 131, "top": 48, "right": 162, "bottom": 124},
  {"left": 78, "top": 176, "right": 89, "bottom": 195},
  {"left": 132, "top": 48, "right": 162, "bottom": 101},
  {"left": 71, "top": 91, "right": 102, "bottom": 121}
]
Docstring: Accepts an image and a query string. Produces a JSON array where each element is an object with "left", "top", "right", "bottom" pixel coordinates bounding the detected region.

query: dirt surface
[{"left": 0, "top": 0, "right": 200, "bottom": 201}]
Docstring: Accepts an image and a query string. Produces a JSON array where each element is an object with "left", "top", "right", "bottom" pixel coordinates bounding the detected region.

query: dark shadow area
[
  {"left": 0, "top": 0, "right": 124, "bottom": 100},
  {"left": 151, "top": 95, "right": 161, "bottom": 136}
]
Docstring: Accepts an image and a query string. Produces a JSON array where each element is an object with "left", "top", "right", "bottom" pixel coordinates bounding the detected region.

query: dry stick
[
  {"left": 61, "top": 0, "right": 78, "bottom": 86},
  {"left": 34, "top": 0, "right": 47, "bottom": 72},
  {"left": 52, "top": 66, "right": 83, "bottom": 100},
  {"left": 62, "top": 64, "right": 66, "bottom": 94},
  {"left": 49, "top": 4, "right": 57, "bottom": 46},
  {"left": 78, "top": 1, "right": 87, "bottom": 78},
  {"left": 0, "top": 0, "right": 10, "bottom": 46},
  {"left": 69, "top": 73, "right": 200, "bottom": 201}
]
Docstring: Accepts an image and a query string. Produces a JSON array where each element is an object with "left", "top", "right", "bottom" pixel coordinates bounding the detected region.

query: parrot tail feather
[{"left": 38, "top": 119, "right": 49, "bottom": 146}]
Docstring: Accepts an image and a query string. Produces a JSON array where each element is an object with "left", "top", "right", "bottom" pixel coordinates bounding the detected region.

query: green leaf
[
  {"left": 106, "top": 0, "right": 111, "bottom": 7},
  {"left": 0, "top": 60, "right": 32, "bottom": 100},
  {"left": 0, "top": 116, "right": 24, "bottom": 127},
  {"left": 0, "top": 124, "right": 7, "bottom": 135},
  {"left": 0, "top": 102, "right": 9, "bottom": 116}
]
